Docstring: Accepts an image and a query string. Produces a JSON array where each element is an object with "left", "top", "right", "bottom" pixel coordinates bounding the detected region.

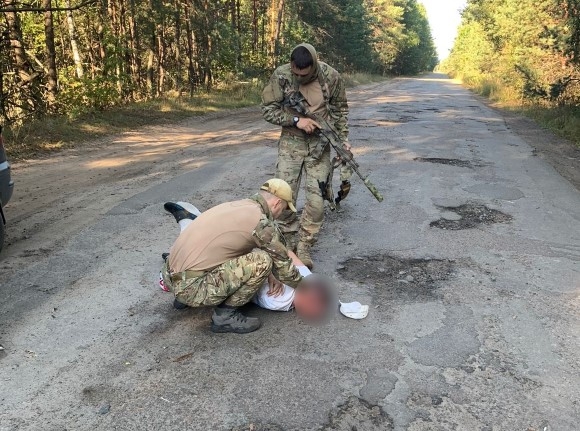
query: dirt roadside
[{"left": 476, "top": 96, "right": 580, "bottom": 191}]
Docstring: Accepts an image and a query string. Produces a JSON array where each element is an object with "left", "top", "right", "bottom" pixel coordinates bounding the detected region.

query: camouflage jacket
[
  {"left": 250, "top": 194, "right": 303, "bottom": 287},
  {"left": 261, "top": 62, "right": 349, "bottom": 141}
]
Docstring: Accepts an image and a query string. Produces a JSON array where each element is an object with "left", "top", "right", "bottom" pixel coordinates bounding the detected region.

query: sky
[{"left": 419, "top": 0, "right": 467, "bottom": 60}]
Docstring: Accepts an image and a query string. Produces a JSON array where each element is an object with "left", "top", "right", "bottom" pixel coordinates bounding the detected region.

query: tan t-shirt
[
  {"left": 299, "top": 80, "right": 327, "bottom": 118},
  {"left": 168, "top": 199, "right": 261, "bottom": 273}
]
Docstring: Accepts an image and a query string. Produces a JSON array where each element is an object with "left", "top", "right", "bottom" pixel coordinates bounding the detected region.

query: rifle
[{"left": 283, "top": 89, "right": 384, "bottom": 205}]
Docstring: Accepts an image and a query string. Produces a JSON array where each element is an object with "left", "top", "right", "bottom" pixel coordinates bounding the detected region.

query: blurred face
[{"left": 294, "top": 288, "right": 330, "bottom": 323}]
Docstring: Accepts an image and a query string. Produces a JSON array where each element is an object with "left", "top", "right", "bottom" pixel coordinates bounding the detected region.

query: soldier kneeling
[{"left": 161, "top": 179, "right": 303, "bottom": 334}]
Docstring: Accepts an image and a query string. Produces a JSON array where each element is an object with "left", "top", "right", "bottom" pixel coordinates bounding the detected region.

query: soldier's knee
[
  {"left": 305, "top": 204, "right": 324, "bottom": 222},
  {"left": 304, "top": 186, "right": 325, "bottom": 219}
]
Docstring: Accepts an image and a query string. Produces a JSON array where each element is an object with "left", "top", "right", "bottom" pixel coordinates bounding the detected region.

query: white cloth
[
  {"left": 252, "top": 265, "right": 311, "bottom": 311},
  {"left": 339, "top": 301, "right": 369, "bottom": 319},
  {"left": 177, "top": 203, "right": 201, "bottom": 233}
]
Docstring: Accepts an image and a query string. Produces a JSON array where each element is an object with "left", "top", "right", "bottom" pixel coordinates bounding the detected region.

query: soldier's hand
[
  {"left": 342, "top": 140, "right": 352, "bottom": 151},
  {"left": 267, "top": 273, "right": 285, "bottom": 297},
  {"left": 297, "top": 118, "right": 321, "bottom": 134}
]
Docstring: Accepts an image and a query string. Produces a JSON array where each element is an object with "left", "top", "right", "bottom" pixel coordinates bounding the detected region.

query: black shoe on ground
[
  {"left": 164, "top": 202, "right": 196, "bottom": 223},
  {"left": 210, "top": 307, "right": 261, "bottom": 334},
  {"left": 162, "top": 252, "right": 170, "bottom": 262},
  {"left": 173, "top": 298, "right": 190, "bottom": 310}
]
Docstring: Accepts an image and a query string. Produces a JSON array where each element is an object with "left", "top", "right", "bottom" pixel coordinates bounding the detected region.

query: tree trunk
[
  {"left": 269, "top": 0, "right": 284, "bottom": 66},
  {"left": 146, "top": 0, "right": 157, "bottom": 97},
  {"left": 157, "top": 23, "right": 165, "bottom": 95},
  {"left": 174, "top": 0, "right": 182, "bottom": 94},
  {"left": 96, "top": 0, "right": 107, "bottom": 71},
  {"left": 65, "top": 0, "right": 84, "bottom": 79},
  {"left": 4, "top": 0, "right": 44, "bottom": 117},
  {"left": 146, "top": 44, "right": 155, "bottom": 97},
  {"left": 43, "top": 0, "right": 58, "bottom": 108},
  {"left": 107, "top": 0, "right": 123, "bottom": 94},
  {"left": 127, "top": 0, "right": 141, "bottom": 93},
  {"left": 97, "top": 22, "right": 106, "bottom": 67},
  {"left": 185, "top": 3, "right": 198, "bottom": 97},
  {"left": 252, "top": 0, "right": 258, "bottom": 53},
  {"left": 117, "top": 0, "right": 130, "bottom": 98},
  {"left": 202, "top": 0, "right": 212, "bottom": 89}
]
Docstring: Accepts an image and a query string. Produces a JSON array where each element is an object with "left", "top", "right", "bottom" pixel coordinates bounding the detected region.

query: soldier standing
[
  {"left": 261, "top": 43, "right": 350, "bottom": 269},
  {"left": 161, "top": 179, "right": 303, "bottom": 334}
]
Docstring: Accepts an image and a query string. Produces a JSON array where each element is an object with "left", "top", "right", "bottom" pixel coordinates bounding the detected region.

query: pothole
[
  {"left": 338, "top": 254, "right": 454, "bottom": 301},
  {"left": 385, "top": 115, "right": 416, "bottom": 123},
  {"left": 430, "top": 203, "right": 513, "bottom": 230},
  {"left": 374, "top": 110, "right": 417, "bottom": 123},
  {"left": 350, "top": 124, "right": 381, "bottom": 128},
  {"left": 414, "top": 157, "right": 474, "bottom": 168},
  {"left": 231, "top": 424, "right": 284, "bottom": 431},
  {"left": 320, "top": 396, "right": 393, "bottom": 431}
]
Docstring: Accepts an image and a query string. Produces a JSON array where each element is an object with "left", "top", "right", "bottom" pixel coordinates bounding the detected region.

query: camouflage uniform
[
  {"left": 161, "top": 194, "right": 302, "bottom": 307},
  {"left": 261, "top": 43, "right": 349, "bottom": 249}
]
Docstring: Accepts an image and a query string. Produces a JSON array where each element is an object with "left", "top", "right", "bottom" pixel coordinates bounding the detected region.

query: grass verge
[
  {"left": 452, "top": 74, "right": 580, "bottom": 147},
  {"left": 516, "top": 105, "right": 580, "bottom": 146},
  {"left": 4, "top": 73, "right": 388, "bottom": 161}
]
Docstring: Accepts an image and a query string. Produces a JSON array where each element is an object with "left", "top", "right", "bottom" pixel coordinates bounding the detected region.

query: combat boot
[
  {"left": 210, "top": 307, "right": 261, "bottom": 334},
  {"left": 164, "top": 202, "right": 197, "bottom": 223},
  {"left": 296, "top": 242, "right": 313, "bottom": 270}
]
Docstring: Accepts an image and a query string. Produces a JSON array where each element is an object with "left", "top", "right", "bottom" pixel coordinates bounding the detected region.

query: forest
[
  {"left": 442, "top": 0, "right": 580, "bottom": 112},
  {"left": 0, "top": 0, "right": 438, "bottom": 126}
]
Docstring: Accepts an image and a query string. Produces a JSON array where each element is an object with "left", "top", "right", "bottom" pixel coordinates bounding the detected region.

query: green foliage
[
  {"left": 523, "top": 105, "right": 580, "bottom": 145},
  {"left": 366, "top": 0, "right": 406, "bottom": 73},
  {"left": 392, "top": 0, "right": 438, "bottom": 75},
  {"left": 441, "top": 0, "right": 580, "bottom": 146},
  {"left": 442, "top": 0, "right": 580, "bottom": 106},
  {"left": 0, "top": 0, "right": 436, "bottom": 125},
  {"left": 57, "top": 74, "right": 125, "bottom": 119}
]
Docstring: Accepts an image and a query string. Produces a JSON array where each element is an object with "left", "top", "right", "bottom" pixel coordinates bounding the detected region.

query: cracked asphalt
[{"left": 1, "top": 73, "right": 579, "bottom": 430}]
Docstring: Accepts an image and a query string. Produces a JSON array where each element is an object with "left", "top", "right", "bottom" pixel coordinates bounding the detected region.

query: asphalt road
[{"left": 1, "top": 73, "right": 579, "bottom": 430}]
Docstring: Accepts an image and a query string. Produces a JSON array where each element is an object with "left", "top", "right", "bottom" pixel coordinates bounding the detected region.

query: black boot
[
  {"left": 210, "top": 307, "right": 261, "bottom": 333},
  {"left": 173, "top": 298, "right": 190, "bottom": 310},
  {"left": 164, "top": 202, "right": 197, "bottom": 223}
]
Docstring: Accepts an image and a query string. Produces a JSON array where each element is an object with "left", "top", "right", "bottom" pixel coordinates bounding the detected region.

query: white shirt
[{"left": 252, "top": 266, "right": 312, "bottom": 311}]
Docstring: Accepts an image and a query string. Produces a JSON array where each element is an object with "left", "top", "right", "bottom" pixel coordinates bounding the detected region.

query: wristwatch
[{"left": 292, "top": 116, "right": 300, "bottom": 126}]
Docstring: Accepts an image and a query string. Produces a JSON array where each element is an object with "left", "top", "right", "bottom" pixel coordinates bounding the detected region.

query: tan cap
[{"left": 260, "top": 178, "right": 296, "bottom": 212}]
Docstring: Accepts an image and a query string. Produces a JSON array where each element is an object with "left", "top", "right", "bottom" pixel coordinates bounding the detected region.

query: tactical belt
[
  {"left": 281, "top": 126, "right": 307, "bottom": 139},
  {"left": 170, "top": 269, "right": 207, "bottom": 283}
]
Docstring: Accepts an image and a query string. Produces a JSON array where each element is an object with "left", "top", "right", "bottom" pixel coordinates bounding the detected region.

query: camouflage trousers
[
  {"left": 276, "top": 132, "right": 331, "bottom": 249},
  {"left": 161, "top": 249, "right": 273, "bottom": 307}
]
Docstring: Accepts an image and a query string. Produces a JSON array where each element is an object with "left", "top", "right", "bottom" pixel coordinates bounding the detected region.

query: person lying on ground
[
  {"left": 160, "top": 179, "right": 303, "bottom": 334},
  {"left": 162, "top": 201, "right": 334, "bottom": 321}
]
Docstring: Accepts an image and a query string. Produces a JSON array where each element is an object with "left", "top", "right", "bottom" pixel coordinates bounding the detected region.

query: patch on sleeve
[
  {"left": 252, "top": 218, "right": 275, "bottom": 246},
  {"left": 262, "top": 85, "right": 277, "bottom": 104},
  {"left": 262, "top": 76, "right": 284, "bottom": 104}
]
